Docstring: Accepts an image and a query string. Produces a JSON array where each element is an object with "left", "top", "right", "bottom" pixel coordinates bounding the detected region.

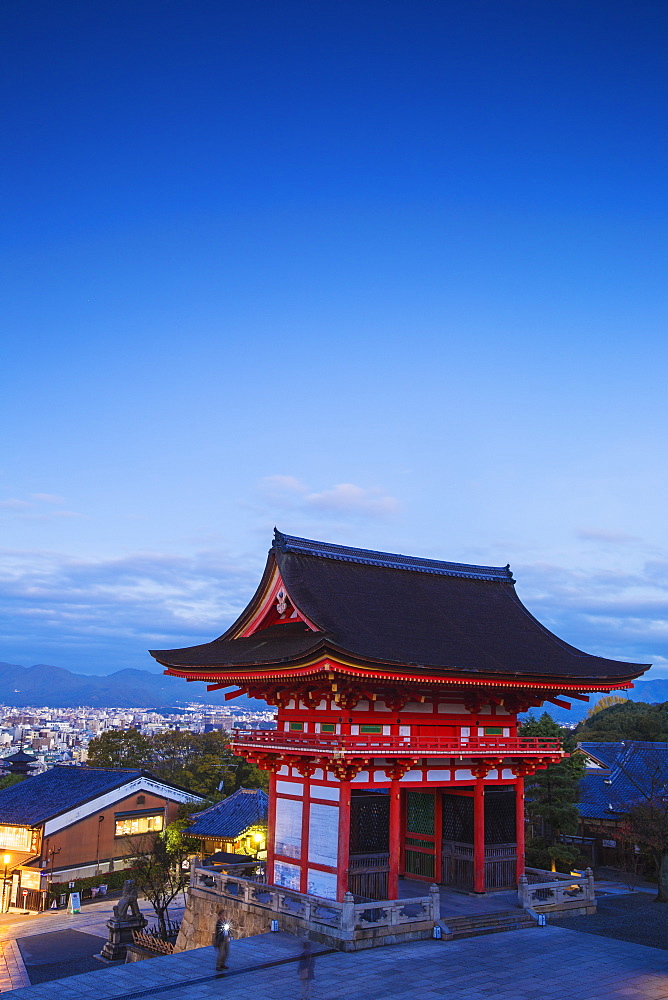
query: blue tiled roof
[
  {"left": 188, "top": 787, "right": 268, "bottom": 839},
  {"left": 578, "top": 742, "right": 668, "bottom": 820},
  {"left": 577, "top": 742, "right": 625, "bottom": 770},
  {"left": 0, "top": 766, "right": 147, "bottom": 825}
]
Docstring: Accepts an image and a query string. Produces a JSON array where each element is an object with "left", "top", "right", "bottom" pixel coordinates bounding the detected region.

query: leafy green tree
[
  {"left": 87, "top": 728, "right": 152, "bottom": 768},
  {"left": 86, "top": 728, "right": 268, "bottom": 799},
  {"left": 520, "top": 712, "right": 585, "bottom": 847},
  {"left": 0, "top": 773, "right": 24, "bottom": 791},
  {"left": 575, "top": 701, "right": 668, "bottom": 742}
]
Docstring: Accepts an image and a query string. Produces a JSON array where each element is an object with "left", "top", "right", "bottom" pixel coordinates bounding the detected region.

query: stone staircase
[{"left": 439, "top": 908, "right": 535, "bottom": 940}]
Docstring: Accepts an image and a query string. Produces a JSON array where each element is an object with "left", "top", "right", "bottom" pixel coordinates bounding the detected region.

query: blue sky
[{"left": 1, "top": 1, "right": 667, "bottom": 681}]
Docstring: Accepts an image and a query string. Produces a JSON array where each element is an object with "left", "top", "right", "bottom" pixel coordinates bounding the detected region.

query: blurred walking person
[
  {"left": 297, "top": 940, "right": 315, "bottom": 999},
  {"left": 213, "top": 908, "right": 231, "bottom": 970}
]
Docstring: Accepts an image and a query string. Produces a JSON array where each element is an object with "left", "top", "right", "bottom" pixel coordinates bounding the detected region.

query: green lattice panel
[{"left": 406, "top": 791, "right": 434, "bottom": 836}]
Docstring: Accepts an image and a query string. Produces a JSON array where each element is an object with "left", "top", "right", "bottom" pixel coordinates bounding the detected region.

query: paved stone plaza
[{"left": 2, "top": 923, "right": 668, "bottom": 1000}]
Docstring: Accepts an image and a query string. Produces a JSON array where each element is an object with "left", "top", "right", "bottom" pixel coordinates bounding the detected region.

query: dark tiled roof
[
  {"left": 151, "top": 531, "right": 648, "bottom": 685},
  {"left": 1, "top": 749, "right": 38, "bottom": 763},
  {"left": 578, "top": 741, "right": 668, "bottom": 819},
  {"left": 188, "top": 787, "right": 268, "bottom": 839},
  {"left": 275, "top": 532, "right": 514, "bottom": 582},
  {"left": 0, "top": 766, "right": 151, "bottom": 826}
]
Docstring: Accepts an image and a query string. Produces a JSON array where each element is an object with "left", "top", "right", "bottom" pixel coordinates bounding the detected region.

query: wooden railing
[
  {"left": 190, "top": 866, "right": 440, "bottom": 944},
  {"left": 348, "top": 853, "right": 390, "bottom": 900},
  {"left": 441, "top": 841, "right": 516, "bottom": 891},
  {"left": 518, "top": 868, "right": 596, "bottom": 911},
  {"left": 232, "top": 730, "right": 562, "bottom": 758}
]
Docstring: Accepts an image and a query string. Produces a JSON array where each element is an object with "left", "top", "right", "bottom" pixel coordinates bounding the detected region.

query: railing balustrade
[
  {"left": 518, "top": 868, "right": 595, "bottom": 911},
  {"left": 231, "top": 730, "right": 562, "bottom": 758},
  {"left": 190, "top": 865, "right": 440, "bottom": 943}
]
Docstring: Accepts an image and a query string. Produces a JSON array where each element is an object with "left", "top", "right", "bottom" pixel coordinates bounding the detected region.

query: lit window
[
  {"left": 0, "top": 826, "right": 32, "bottom": 851},
  {"left": 115, "top": 813, "right": 164, "bottom": 837},
  {"left": 360, "top": 725, "right": 382, "bottom": 734},
  {"left": 483, "top": 727, "right": 503, "bottom": 736}
]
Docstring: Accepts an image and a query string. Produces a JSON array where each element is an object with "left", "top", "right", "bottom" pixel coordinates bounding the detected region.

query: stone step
[
  {"left": 444, "top": 910, "right": 525, "bottom": 928},
  {"left": 440, "top": 911, "right": 535, "bottom": 940},
  {"left": 449, "top": 920, "right": 534, "bottom": 940}
]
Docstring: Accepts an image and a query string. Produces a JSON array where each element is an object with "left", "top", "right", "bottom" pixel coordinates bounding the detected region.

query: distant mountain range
[
  {"left": 0, "top": 660, "right": 664, "bottom": 718},
  {"left": 0, "top": 662, "right": 263, "bottom": 710},
  {"left": 525, "top": 677, "right": 668, "bottom": 724}
]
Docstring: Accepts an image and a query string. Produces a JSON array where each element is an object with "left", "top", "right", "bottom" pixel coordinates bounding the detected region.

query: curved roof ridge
[{"left": 273, "top": 529, "right": 514, "bottom": 582}]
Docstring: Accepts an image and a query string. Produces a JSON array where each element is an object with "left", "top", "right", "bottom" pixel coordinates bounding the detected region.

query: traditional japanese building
[{"left": 150, "top": 531, "right": 649, "bottom": 903}]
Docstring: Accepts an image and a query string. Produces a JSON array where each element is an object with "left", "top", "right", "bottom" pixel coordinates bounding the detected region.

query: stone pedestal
[{"left": 101, "top": 912, "right": 148, "bottom": 961}]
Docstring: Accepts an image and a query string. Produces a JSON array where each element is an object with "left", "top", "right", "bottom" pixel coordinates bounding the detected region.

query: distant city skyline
[{"left": 2, "top": 2, "right": 667, "bottom": 678}]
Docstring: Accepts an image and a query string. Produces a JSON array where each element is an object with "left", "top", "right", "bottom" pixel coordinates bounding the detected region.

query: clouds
[
  {"left": 2, "top": 534, "right": 668, "bottom": 680},
  {"left": 260, "top": 476, "right": 400, "bottom": 517},
  {"left": 516, "top": 559, "right": 668, "bottom": 673},
  {"left": 0, "top": 493, "right": 85, "bottom": 520},
  {"left": 0, "top": 547, "right": 258, "bottom": 673}
]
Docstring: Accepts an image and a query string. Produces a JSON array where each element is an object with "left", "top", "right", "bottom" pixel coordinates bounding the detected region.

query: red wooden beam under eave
[{"left": 546, "top": 697, "right": 571, "bottom": 710}]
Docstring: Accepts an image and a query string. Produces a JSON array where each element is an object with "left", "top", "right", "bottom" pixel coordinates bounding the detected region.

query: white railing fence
[
  {"left": 518, "top": 867, "right": 595, "bottom": 911},
  {"left": 191, "top": 865, "right": 440, "bottom": 943}
]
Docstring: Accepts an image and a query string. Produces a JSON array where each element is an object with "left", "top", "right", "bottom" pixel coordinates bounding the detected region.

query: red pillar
[
  {"left": 266, "top": 771, "right": 277, "bottom": 885},
  {"left": 473, "top": 776, "right": 485, "bottom": 893},
  {"left": 388, "top": 779, "right": 401, "bottom": 899},
  {"left": 300, "top": 772, "right": 311, "bottom": 894},
  {"left": 337, "top": 779, "right": 351, "bottom": 902},
  {"left": 515, "top": 776, "right": 525, "bottom": 883}
]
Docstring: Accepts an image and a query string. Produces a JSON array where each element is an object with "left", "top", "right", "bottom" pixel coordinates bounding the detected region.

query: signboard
[
  {"left": 67, "top": 891, "right": 81, "bottom": 913},
  {"left": 602, "top": 839, "right": 616, "bottom": 848},
  {"left": 20, "top": 870, "right": 41, "bottom": 891}
]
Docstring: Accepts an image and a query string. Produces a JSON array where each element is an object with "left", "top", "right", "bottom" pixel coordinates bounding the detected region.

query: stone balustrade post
[
  {"left": 341, "top": 891, "right": 355, "bottom": 943},
  {"left": 585, "top": 867, "right": 595, "bottom": 902},
  {"left": 517, "top": 873, "right": 529, "bottom": 907},
  {"left": 429, "top": 884, "right": 441, "bottom": 922}
]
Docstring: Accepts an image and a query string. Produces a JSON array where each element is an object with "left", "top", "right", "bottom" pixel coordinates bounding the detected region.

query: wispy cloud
[
  {"left": 516, "top": 560, "right": 668, "bottom": 672},
  {"left": 0, "top": 499, "right": 32, "bottom": 510},
  {"left": 576, "top": 528, "right": 639, "bottom": 544},
  {"left": 30, "top": 494, "right": 65, "bottom": 504},
  {"left": 260, "top": 476, "right": 400, "bottom": 519},
  {"left": 0, "top": 547, "right": 258, "bottom": 672},
  {"left": 0, "top": 494, "right": 85, "bottom": 521}
]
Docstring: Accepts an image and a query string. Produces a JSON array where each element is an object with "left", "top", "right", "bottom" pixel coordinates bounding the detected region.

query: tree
[
  {"left": 586, "top": 695, "right": 629, "bottom": 718},
  {"left": 87, "top": 729, "right": 152, "bottom": 768},
  {"left": 575, "top": 701, "right": 668, "bottom": 743},
  {"left": 601, "top": 747, "right": 668, "bottom": 902},
  {"left": 85, "top": 728, "right": 268, "bottom": 799},
  {"left": 129, "top": 825, "right": 195, "bottom": 938},
  {"left": 0, "top": 774, "right": 25, "bottom": 791},
  {"left": 520, "top": 713, "right": 585, "bottom": 858}
]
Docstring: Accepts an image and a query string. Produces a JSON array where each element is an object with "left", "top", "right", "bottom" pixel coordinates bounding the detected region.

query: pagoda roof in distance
[{"left": 150, "top": 531, "right": 650, "bottom": 686}]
